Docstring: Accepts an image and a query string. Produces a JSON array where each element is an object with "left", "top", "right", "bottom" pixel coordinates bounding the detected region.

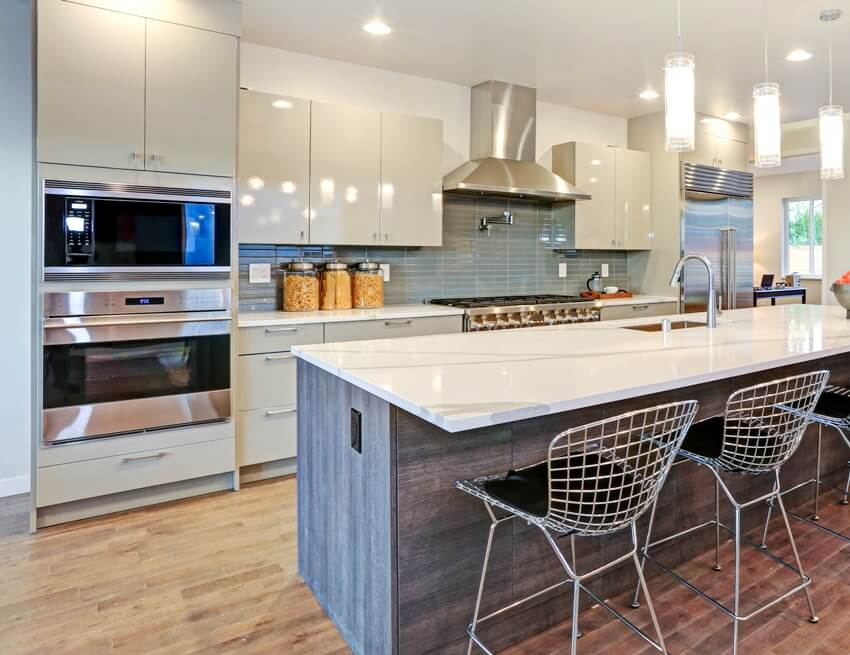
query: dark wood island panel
[{"left": 297, "top": 354, "right": 850, "bottom": 655}]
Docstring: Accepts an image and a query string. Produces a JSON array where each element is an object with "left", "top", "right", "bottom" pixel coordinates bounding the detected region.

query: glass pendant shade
[
  {"left": 664, "top": 52, "right": 695, "bottom": 152},
  {"left": 753, "top": 82, "right": 782, "bottom": 167},
  {"left": 820, "top": 104, "right": 845, "bottom": 180}
]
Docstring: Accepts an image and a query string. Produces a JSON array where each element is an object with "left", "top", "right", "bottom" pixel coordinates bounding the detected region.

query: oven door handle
[{"left": 43, "top": 316, "right": 231, "bottom": 345}]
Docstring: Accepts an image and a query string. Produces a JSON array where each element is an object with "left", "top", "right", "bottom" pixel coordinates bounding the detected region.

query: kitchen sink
[{"left": 624, "top": 320, "right": 706, "bottom": 332}]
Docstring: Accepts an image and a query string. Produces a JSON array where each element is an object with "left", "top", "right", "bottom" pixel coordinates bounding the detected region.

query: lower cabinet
[
  {"left": 236, "top": 314, "right": 463, "bottom": 480},
  {"left": 599, "top": 301, "right": 678, "bottom": 321}
]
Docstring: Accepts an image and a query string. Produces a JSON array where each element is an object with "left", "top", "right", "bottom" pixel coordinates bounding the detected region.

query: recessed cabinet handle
[
  {"left": 131, "top": 152, "right": 144, "bottom": 161},
  {"left": 266, "top": 408, "right": 297, "bottom": 416},
  {"left": 632, "top": 305, "right": 649, "bottom": 311},
  {"left": 265, "top": 327, "right": 298, "bottom": 333},
  {"left": 265, "top": 353, "right": 295, "bottom": 360},
  {"left": 121, "top": 452, "right": 168, "bottom": 464},
  {"left": 385, "top": 320, "right": 413, "bottom": 327}
]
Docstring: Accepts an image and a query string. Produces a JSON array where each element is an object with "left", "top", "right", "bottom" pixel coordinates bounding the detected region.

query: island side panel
[{"left": 297, "top": 361, "right": 396, "bottom": 655}]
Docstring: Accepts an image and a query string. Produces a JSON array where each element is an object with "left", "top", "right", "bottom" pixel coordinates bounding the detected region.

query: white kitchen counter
[
  {"left": 237, "top": 303, "right": 464, "bottom": 328},
  {"left": 292, "top": 304, "right": 850, "bottom": 433}
]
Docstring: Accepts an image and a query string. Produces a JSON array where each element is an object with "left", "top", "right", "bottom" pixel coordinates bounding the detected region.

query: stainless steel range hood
[{"left": 443, "top": 81, "right": 591, "bottom": 202}]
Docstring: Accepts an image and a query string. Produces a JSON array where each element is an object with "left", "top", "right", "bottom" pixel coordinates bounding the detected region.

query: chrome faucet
[{"left": 670, "top": 254, "right": 718, "bottom": 328}]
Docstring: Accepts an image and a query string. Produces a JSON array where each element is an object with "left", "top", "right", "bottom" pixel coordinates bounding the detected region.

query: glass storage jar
[
  {"left": 320, "top": 261, "right": 352, "bottom": 310},
  {"left": 282, "top": 261, "right": 319, "bottom": 312},
  {"left": 352, "top": 261, "right": 384, "bottom": 309}
]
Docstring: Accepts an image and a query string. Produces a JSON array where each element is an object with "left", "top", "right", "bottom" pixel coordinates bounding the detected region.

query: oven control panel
[
  {"left": 466, "top": 306, "right": 601, "bottom": 331},
  {"left": 64, "top": 198, "right": 94, "bottom": 261}
]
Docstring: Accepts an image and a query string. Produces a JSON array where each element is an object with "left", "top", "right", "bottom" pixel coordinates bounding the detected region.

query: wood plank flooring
[{"left": 0, "top": 476, "right": 848, "bottom": 654}]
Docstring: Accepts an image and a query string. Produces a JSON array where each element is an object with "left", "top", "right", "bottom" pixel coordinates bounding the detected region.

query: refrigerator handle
[
  {"left": 729, "top": 227, "right": 737, "bottom": 309},
  {"left": 720, "top": 227, "right": 736, "bottom": 310}
]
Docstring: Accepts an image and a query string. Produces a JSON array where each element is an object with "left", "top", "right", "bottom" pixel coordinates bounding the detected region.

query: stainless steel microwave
[{"left": 42, "top": 180, "right": 231, "bottom": 282}]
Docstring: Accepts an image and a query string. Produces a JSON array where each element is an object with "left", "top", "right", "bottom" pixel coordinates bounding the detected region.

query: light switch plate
[
  {"left": 601, "top": 263, "right": 609, "bottom": 277},
  {"left": 249, "top": 263, "right": 271, "bottom": 284},
  {"left": 558, "top": 262, "right": 567, "bottom": 278},
  {"left": 380, "top": 263, "right": 390, "bottom": 282}
]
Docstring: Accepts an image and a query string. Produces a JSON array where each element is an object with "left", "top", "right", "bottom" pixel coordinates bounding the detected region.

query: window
[{"left": 783, "top": 197, "right": 823, "bottom": 277}]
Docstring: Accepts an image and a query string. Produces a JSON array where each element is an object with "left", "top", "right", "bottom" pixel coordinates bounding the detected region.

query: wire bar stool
[
  {"left": 758, "top": 383, "right": 850, "bottom": 544},
  {"left": 456, "top": 400, "right": 699, "bottom": 655},
  {"left": 631, "top": 370, "right": 830, "bottom": 655}
]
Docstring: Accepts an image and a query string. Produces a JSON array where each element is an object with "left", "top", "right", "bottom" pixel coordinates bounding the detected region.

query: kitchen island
[{"left": 293, "top": 304, "right": 850, "bottom": 655}]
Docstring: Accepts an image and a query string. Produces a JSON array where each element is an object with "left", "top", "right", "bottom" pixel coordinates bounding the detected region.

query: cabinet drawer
[
  {"left": 239, "top": 323, "right": 324, "bottom": 355},
  {"left": 324, "top": 315, "right": 462, "bottom": 343},
  {"left": 600, "top": 302, "right": 678, "bottom": 321},
  {"left": 237, "top": 405, "right": 297, "bottom": 467},
  {"left": 37, "top": 438, "right": 234, "bottom": 507},
  {"left": 238, "top": 353, "right": 297, "bottom": 410}
]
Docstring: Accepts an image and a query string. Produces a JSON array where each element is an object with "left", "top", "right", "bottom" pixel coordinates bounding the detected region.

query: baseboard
[{"left": 0, "top": 474, "right": 31, "bottom": 498}]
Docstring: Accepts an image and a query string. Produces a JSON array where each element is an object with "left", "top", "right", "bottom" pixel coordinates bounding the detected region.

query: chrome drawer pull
[
  {"left": 266, "top": 408, "right": 297, "bottom": 416},
  {"left": 265, "top": 353, "right": 295, "bottom": 361},
  {"left": 385, "top": 320, "right": 413, "bottom": 327},
  {"left": 264, "top": 327, "right": 299, "bottom": 333},
  {"left": 121, "top": 452, "right": 168, "bottom": 464},
  {"left": 632, "top": 305, "right": 650, "bottom": 311}
]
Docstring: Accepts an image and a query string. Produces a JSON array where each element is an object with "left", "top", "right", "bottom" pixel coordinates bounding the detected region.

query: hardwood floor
[{"left": 0, "top": 476, "right": 848, "bottom": 654}]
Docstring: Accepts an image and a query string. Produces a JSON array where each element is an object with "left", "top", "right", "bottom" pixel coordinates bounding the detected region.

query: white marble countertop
[
  {"left": 237, "top": 296, "right": 676, "bottom": 328},
  {"left": 237, "top": 304, "right": 464, "bottom": 328},
  {"left": 292, "top": 304, "right": 850, "bottom": 433}
]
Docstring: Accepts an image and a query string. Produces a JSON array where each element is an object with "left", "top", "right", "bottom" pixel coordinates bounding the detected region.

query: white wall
[
  {"left": 0, "top": 0, "right": 33, "bottom": 497},
  {"left": 240, "top": 43, "right": 627, "bottom": 175},
  {"left": 824, "top": 135, "right": 850, "bottom": 305}
]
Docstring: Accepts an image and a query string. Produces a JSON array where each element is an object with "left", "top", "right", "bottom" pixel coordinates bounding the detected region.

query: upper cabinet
[
  {"left": 37, "top": 0, "right": 238, "bottom": 177},
  {"left": 683, "top": 116, "right": 750, "bottom": 171},
  {"left": 38, "top": 0, "right": 146, "bottom": 170},
  {"left": 552, "top": 143, "right": 652, "bottom": 251},
  {"left": 380, "top": 113, "right": 443, "bottom": 247},
  {"left": 238, "top": 91, "right": 311, "bottom": 245},
  {"left": 145, "top": 21, "right": 237, "bottom": 177},
  {"left": 309, "top": 101, "right": 382, "bottom": 246}
]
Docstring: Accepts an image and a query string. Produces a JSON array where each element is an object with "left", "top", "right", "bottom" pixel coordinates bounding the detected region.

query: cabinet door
[
  {"left": 616, "top": 149, "right": 652, "bottom": 250},
  {"left": 715, "top": 137, "right": 749, "bottom": 172},
  {"left": 309, "top": 101, "right": 381, "bottom": 245},
  {"left": 380, "top": 113, "right": 443, "bottom": 246},
  {"left": 37, "top": 0, "right": 145, "bottom": 169},
  {"left": 684, "top": 132, "right": 718, "bottom": 167},
  {"left": 573, "top": 144, "right": 617, "bottom": 249},
  {"left": 145, "top": 20, "right": 237, "bottom": 177},
  {"left": 238, "top": 91, "right": 310, "bottom": 244}
]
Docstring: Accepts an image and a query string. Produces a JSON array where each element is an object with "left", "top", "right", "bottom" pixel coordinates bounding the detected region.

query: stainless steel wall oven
[
  {"left": 42, "top": 289, "right": 232, "bottom": 445},
  {"left": 42, "top": 180, "right": 231, "bottom": 282}
]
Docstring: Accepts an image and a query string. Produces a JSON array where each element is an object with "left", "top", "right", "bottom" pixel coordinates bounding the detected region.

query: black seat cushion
[
  {"left": 814, "top": 390, "right": 850, "bottom": 420},
  {"left": 483, "top": 452, "right": 634, "bottom": 520},
  {"left": 680, "top": 416, "right": 725, "bottom": 460}
]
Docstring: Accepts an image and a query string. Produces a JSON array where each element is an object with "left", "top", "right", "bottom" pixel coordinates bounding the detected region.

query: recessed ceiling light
[
  {"left": 639, "top": 89, "right": 660, "bottom": 100},
  {"left": 723, "top": 112, "right": 742, "bottom": 121},
  {"left": 363, "top": 20, "right": 391, "bottom": 35},
  {"left": 787, "top": 49, "right": 813, "bottom": 62},
  {"left": 272, "top": 99, "right": 293, "bottom": 109}
]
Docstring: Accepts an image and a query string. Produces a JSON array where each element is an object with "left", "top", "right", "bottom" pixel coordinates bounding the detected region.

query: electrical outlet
[
  {"left": 558, "top": 262, "right": 567, "bottom": 278},
  {"left": 601, "top": 263, "right": 609, "bottom": 277},
  {"left": 380, "top": 263, "right": 390, "bottom": 282},
  {"left": 249, "top": 263, "right": 271, "bottom": 284}
]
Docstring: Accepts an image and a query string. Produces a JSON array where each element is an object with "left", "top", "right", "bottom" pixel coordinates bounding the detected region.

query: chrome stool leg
[
  {"left": 466, "top": 504, "right": 507, "bottom": 655},
  {"left": 714, "top": 476, "right": 723, "bottom": 571},
  {"left": 813, "top": 424, "right": 822, "bottom": 520},
  {"left": 843, "top": 462, "right": 850, "bottom": 505},
  {"left": 629, "top": 523, "right": 667, "bottom": 654}
]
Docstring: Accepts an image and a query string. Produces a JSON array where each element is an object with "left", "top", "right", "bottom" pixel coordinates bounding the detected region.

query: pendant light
[
  {"left": 819, "top": 9, "right": 844, "bottom": 180},
  {"left": 665, "top": 0, "right": 695, "bottom": 152},
  {"left": 753, "top": 0, "right": 781, "bottom": 167}
]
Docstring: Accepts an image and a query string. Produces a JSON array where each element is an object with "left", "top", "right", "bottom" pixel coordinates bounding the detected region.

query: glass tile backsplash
[{"left": 238, "top": 196, "right": 629, "bottom": 312}]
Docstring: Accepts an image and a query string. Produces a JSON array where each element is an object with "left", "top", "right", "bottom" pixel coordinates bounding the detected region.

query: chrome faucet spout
[{"left": 669, "top": 253, "right": 718, "bottom": 328}]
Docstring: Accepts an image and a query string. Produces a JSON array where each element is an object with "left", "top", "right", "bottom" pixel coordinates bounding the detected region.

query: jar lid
[
  {"left": 323, "top": 261, "right": 349, "bottom": 271},
  {"left": 286, "top": 261, "right": 315, "bottom": 271},
  {"left": 355, "top": 261, "right": 380, "bottom": 271}
]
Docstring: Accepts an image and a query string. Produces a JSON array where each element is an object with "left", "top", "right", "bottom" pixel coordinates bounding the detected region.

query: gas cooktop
[{"left": 429, "top": 294, "right": 592, "bottom": 309}]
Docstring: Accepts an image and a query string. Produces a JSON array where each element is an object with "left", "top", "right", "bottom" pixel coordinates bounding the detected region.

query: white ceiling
[{"left": 241, "top": 0, "right": 850, "bottom": 125}]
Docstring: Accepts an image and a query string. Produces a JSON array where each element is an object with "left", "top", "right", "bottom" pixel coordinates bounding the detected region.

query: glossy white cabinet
[
  {"left": 145, "top": 20, "right": 237, "bottom": 177},
  {"left": 309, "top": 101, "right": 381, "bottom": 245},
  {"left": 37, "top": 0, "right": 146, "bottom": 169},
  {"left": 616, "top": 148, "right": 652, "bottom": 250},
  {"left": 380, "top": 113, "right": 443, "bottom": 246},
  {"left": 553, "top": 142, "right": 651, "bottom": 250},
  {"left": 685, "top": 121, "right": 749, "bottom": 171},
  {"left": 37, "top": 0, "right": 237, "bottom": 176},
  {"left": 238, "top": 91, "right": 311, "bottom": 244}
]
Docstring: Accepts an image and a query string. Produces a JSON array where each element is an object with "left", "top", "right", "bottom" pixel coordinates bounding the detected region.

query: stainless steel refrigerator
[{"left": 680, "top": 162, "right": 754, "bottom": 313}]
